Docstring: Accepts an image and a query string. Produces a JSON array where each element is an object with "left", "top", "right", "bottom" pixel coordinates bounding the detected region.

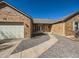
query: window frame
[{"left": 73, "top": 21, "right": 79, "bottom": 31}]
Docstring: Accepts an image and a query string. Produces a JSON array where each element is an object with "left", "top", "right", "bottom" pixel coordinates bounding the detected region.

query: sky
[{"left": 4, "top": 0, "right": 79, "bottom": 19}]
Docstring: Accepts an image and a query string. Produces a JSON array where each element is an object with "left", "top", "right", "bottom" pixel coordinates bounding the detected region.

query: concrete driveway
[
  {"left": 9, "top": 33, "right": 57, "bottom": 58},
  {"left": 1, "top": 33, "right": 79, "bottom": 58},
  {"left": 39, "top": 35, "right": 79, "bottom": 58}
]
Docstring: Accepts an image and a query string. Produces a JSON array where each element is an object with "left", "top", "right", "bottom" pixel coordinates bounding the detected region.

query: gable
[
  {"left": 53, "top": 11, "right": 79, "bottom": 24},
  {"left": 0, "top": 1, "right": 33, "bottom": 22}
]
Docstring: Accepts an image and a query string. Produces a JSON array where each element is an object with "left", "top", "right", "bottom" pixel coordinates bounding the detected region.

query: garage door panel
[{"left": 0, "top": 22, "right": 24, "bottom": 39}]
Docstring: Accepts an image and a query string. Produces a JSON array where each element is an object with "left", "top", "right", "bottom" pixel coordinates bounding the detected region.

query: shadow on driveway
[
  {"left": 11, "top": 33, "right": 50, "bottom": 55},
  {"left": 0, "top": 39, "right": 15, "bottom": 44},
  {"left": 32, "top": 33, "right": 48, "bottom": 37},
  {"left": 0, "top": 45, "right": 14, "bottom": 52}
]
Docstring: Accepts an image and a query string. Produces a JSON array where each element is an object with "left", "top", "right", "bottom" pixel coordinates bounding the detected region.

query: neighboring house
[
  {"left": 51, "top": 11, "right": 79, "bottom": 37},
  {"left": 33, "top": 19, "right": 55, "bottom": 34},
  {"left": 0, "top": 1, "right": 33, "bottom": 39}
]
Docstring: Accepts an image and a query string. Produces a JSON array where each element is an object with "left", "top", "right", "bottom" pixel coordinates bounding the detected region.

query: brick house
[
  {"left": 0, "top": 1, "right": 33, "bottom": 39},
  {"left": 51, "top": 11, "right": 79, "bottom": 37},
  {"left": 0, "top": 1, "right": 79, "bottom": 40}
]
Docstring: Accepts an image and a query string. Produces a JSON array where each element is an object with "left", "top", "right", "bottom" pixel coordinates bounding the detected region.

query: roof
[
  {"left": 53, "top": 11, "right": 79, "bottom": 24},
  {"left": 0, "top": 1, "right": 33, "bottom": 20},
  {"left": 33, "top": 19, "right": 56, "bottom": 24},
  {"left": 1, "top": 1, "right": 78, "bottom": 24},
  {"left": 33, "top": 11, "right": 79, "bottom": 24}
]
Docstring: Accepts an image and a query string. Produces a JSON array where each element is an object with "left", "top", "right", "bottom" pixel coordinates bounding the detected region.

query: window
[{"left": 73, "top": 21, "right": 79, "bottom": 31}]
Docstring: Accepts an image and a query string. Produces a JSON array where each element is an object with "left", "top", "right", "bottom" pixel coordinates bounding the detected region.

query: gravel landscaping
[{"left": 39, "top": 35, "right": 79, "bottom": 58}]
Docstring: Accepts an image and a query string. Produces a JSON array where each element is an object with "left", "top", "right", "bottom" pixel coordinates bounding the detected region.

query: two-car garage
[{"left": 0, "top": 22, "right": 24, "bottom": 39}]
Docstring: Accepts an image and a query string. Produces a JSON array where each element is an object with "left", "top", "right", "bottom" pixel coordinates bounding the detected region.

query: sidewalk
[{"left": 9, "top": 33, "right": 58, "bottom": 58}]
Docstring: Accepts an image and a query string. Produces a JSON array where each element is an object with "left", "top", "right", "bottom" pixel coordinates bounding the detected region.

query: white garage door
[{"left": 0, "top": 22, "right": 24, "bottom": 39}]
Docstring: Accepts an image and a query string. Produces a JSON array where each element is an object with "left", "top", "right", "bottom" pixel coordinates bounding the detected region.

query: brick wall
[
  {"left": 0, "top": 3, "right": 32, "bottom": 38},
  {"left": 51, "top": 14, "right": 79, "bottom": 36},
  {"left": 51, "top": 22, "right": 65, "bottom": 36},
  {"left": 65, "top": 14, "right": 79, "bottom": 36}
]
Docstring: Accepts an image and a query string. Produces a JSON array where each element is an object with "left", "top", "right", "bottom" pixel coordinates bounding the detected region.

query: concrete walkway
[{"left": 9, "top": 33, "right": 58, "bottom": 58}]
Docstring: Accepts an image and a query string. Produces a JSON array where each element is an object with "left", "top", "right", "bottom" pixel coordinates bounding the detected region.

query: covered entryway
[
  {"left": 0, "top": 22, "right": 24, "bottom": 39},
  {"left": 33, "top": 24, "right": 52, "bottom": 33}
]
